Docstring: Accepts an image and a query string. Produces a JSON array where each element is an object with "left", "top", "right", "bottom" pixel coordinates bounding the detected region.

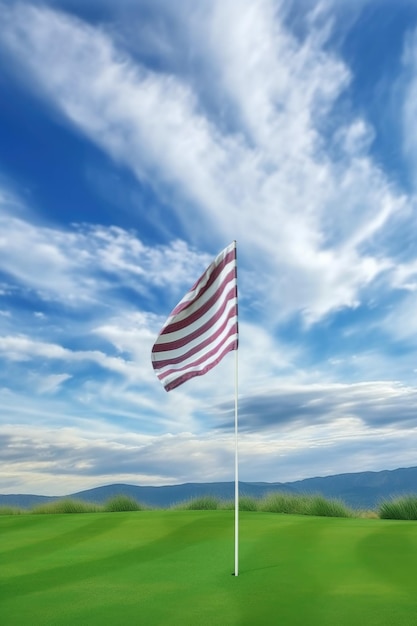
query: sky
[{"left": 2, "top": 0, "right": 417, "bottom": 496}]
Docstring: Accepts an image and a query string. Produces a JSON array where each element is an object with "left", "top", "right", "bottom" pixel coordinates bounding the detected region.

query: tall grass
[
  {"left": 176, "top": 495, "right": 259, "bottom": 511},
  {"left": 236, "top": 495, "right": 259, "bottom": 511},
  {"left": 175, "top": 495, "right": 221, "bottom": 510},
  {"left": 32, "top": 499, "right": 100, "bottom": 514},
  {"left": 3, "top": 492, "right": 416, "bottom": 520},
  {"left": 258, "top": 492, "right": 353, "bottom": 517},
  {"left": 259, "top": 492, "right": 308, "bottom": 515},
  {"left": 304, "top": 495, "right": 353, "bottom": 518},
  {"left": 221, "top": 496, "right": 259, "bottom": 511},
  {"left": 104, "top": 495, "right": 144, "bottom": 512},
  {"left": 379, "top": 496, "right": 417, "bottom": 520},
  {"left": 173, "top": 493, "right": 353, "bottom": 517},
  {"left": 0, "top": 506, "right": 24, "bottom": 515}
]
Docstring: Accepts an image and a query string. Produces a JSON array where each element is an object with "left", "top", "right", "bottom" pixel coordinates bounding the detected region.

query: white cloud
[
  {"left": 2, "top": 0, "right": 417, "bottom": 496},
  {"left": 0, "top": 334, "right": 135, "bottom": 377},
  {"left": 37, "top": 373, "right": 72, "bottom": 394},
  {"left": 0, "top": 0, "right": 410, "bottom": 324},
  {"left": 2, "top": 379, "right": 417, "bottom": 495},
  {"left": 0, "top": 201, "right": 212, "bottom": 307}
]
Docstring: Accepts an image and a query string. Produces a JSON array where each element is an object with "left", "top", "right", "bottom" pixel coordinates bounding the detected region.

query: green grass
[{"left": 1, "top": 510, "right": 417, "bottom": 625}]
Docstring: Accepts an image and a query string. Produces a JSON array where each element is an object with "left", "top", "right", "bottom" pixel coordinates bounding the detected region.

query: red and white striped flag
[{"left": 151, "top": 241, "right": 238, "bottom": 391}]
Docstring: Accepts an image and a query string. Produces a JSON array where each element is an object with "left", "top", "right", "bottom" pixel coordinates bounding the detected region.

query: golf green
[{"left": 1, "top": 510, "right": 417, "bottom": 625}]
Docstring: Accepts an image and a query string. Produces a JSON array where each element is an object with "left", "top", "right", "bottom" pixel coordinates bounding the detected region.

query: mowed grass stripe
[{"left": 1, "top": 511, "right": 417, "bottom": 625}]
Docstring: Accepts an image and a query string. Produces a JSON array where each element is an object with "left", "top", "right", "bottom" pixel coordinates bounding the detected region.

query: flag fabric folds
[{"left": 151, "top": 241, "right": 238, "bottom": 391}]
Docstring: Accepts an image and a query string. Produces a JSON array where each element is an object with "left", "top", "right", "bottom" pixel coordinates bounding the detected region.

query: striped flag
[{"left": 151, "top": 241, "right": 238, "bottom": 391}]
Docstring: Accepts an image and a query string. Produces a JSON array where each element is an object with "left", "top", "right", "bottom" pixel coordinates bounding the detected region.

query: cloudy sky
[{"left": 2, "top": 0, "right": 417, "bottom": 496}]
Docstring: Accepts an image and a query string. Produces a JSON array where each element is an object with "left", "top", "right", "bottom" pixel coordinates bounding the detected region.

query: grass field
[{"left": 1, "top": 510, "right": 417, "bottom": 625}]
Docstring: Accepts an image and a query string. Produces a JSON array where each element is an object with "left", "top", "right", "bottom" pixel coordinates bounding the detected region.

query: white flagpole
[{"left": 234, "top": 345, "right": 239, "bottom": 576}]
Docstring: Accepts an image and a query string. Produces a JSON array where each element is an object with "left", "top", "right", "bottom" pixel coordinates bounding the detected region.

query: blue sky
[{"left": 2, "top": 0, "right": 417, "bottom": 496}]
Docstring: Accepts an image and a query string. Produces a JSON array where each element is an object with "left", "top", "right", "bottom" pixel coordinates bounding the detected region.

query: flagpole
[{"left": 234, "top": 344, "right": 239, "bottom": 576}]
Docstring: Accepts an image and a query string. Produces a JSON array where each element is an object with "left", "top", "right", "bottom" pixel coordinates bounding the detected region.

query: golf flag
[{"left": 151, "top": 241, "right": 238, "bottom": 391}]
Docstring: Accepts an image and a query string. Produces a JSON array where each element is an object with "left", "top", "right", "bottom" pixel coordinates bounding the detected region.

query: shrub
[
  {"left": 32, "top": 499, "right": 100, "bottom": 514},
  {"left": 379, "top": 496, "right": 417, "bottom": 520},
  {"left": 104, "top": 495, "right": 143, "bottom": 512}
]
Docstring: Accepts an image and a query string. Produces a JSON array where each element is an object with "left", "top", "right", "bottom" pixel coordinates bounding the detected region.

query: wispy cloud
[
  {"left": 230, "top": 381, "right": 417, "bottom": 431},
  {"left": 0, "top": 0, "right": 411, "bottom": 324},
  {"left": 0, "top": 203, "right": 212, "bottom": 309},
  {"left": 2, "top": 0, "right": 417, "bottom": 495}
]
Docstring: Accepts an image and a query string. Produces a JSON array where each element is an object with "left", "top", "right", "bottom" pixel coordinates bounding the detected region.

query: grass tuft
[
  {"left": 258, "top": 492, "right": 353, "bottom": 517},
  {"left": 259, "top": 492, "right": 306, "bottom": 514},
  {"left": 219, "top": 499, "right": 234, "bottom": 510},
  {"left": 220, "top": 496, "right": 259, "bottom": 511},
  {"left": 32, "top": 499, "right": 101, "bottom": 514},
  {"left": 357, "top": 510, "right": 379, "bottom": 519},
  {"left": 305, "top": 495, "right": 352, "bottom": 518},
  {"left": 0, "top": 492, "right": 392, "bottom": 519},
  {"left": 104, "top": 495, "right": 144, "bottom": 512},
  {"left": 379, "top": 496, "right": 417, "bottom": 520},
  {"left": 237, "top": 495, "right": 259, "bottom": 511},
  {"left": 0, "top": 506, "right": 25, "bottom": 515},
  {"left": 175, "top": 496, "right": 221, "bottom": 510}
]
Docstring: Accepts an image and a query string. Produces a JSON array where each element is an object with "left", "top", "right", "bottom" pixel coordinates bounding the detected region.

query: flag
[{"left": 151, "top": 241, "right": 238, "bottom": 391}]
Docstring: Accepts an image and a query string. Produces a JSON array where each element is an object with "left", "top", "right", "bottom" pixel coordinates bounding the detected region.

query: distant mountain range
[{"left": 2, "top": 466, "right": 417, "bottom": 510}]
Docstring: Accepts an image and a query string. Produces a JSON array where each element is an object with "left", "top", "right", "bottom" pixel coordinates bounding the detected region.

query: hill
[{"left": 2, "top": 465, "right": 417, "bottom": 510}]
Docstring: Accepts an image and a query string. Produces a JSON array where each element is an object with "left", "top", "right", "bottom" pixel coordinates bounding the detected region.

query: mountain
[
  {"left": 0, "top": 481, "right": 294, "bottom": 510},
  {"left": 287, "top": 466, "right": 417, "bottom": 509},
  {"left": 2, "top": 466, "right": 417, "bottom": 510}
]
